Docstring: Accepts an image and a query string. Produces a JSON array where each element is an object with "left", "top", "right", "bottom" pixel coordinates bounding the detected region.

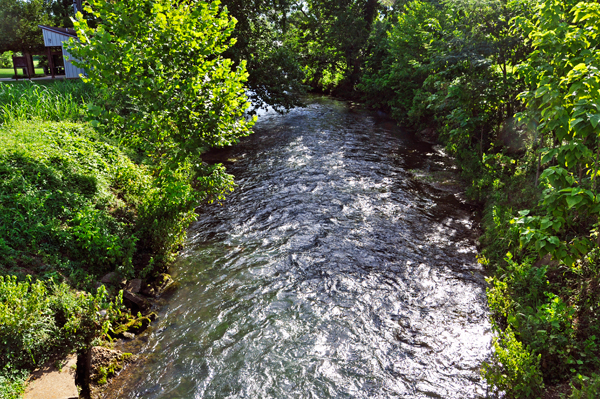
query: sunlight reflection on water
[{"left": 104, "top": 97, "right": 492, "bottom": 399}]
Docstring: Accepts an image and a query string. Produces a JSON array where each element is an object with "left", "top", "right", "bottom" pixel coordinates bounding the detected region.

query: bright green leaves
[
  {"left": 513, "top": 0, "right": 600, "bottom": 268},
  {"left": 589, "top": 113, "right": 600, "bottom": 128},
  {"left": 68, "top": 0, "right": 254, "bottom": 169}
]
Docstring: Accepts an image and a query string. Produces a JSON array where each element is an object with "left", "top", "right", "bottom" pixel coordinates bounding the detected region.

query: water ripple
[{"left": 105, "top": 97, "right": 491, "bottom": 399}]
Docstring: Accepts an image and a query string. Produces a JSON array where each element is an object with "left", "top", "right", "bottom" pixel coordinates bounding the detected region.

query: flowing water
[{"left": 105, "top": 97, "right": 492, "bottom": 398}]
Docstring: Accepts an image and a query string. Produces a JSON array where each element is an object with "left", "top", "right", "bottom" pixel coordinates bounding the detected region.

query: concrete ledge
[{"left": 24, "top": 354, "right": 79, "bottom": 399}]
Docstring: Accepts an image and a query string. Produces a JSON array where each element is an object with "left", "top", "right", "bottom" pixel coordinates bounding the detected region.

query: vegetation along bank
[
  {"left": 353, "top": 0, "right": 600, "bottom": 397},
  {"left": 1, "top": 0, "right": 600, "bottom": 398},
  {"left": 0, "top": 0, "right": 254, "bottom": 397}
]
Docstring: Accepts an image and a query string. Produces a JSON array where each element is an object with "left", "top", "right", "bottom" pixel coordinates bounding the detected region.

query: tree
[
  {"left": 219, "top": 0, "right": 306, "bottom": 111},
  {"left": 69, "top": 0, "right": 256, "bottom": 262},
  {"left": 0, "top": 0, "right": 50, "bottom": 54},
  {"left": 69, "top": 0, "right": 255, "bottom": 169},
  {"left": 514, "top": 0, "right": 600, "bottom": 267},
  {"left": 287, "top": 0, "right": 381, "bottom": 94},
  {"left": 44, "top": 0, "right": 76, "bottom": 28}
]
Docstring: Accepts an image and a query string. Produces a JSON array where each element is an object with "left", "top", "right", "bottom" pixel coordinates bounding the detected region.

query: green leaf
[
  {"left": 565, "top": 195, "right": 583, "bottom": 209},
  {"left": 589, "top": 113, "right": 600, "bottom": 128}
]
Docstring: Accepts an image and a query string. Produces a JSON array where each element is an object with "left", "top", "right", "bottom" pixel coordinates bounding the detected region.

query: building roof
[{"left": 38, "top": 25, "right": 78, "bottom": 38}]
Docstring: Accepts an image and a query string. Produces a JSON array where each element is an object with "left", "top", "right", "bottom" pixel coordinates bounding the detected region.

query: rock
[
  {"left": 123, "top": 290, "right": 150, "bottom": 311},
  {"left": 533, "top": 253, "right": 558, "bottom": 269},
  {"left": 417, "top": 127, "right": 439, "bottom": 144},
  {"left": 126, "top": 278, "right": 143, "bottom": 294},
  {"left": 110, "top": 313, "right": 157, "bottom": 338},
  {"left": 100, "top": 272, "right": 125, "bottom": 286},
  {"left": 24, "top": 354, "right": 78, "bottom": 399},
  {"left": 121, "top": 332, "right": 135, "bottom": 340},
  {"left": 141, "top": 273, "right": 176, "bottom": 297},
  {"left": 79, "top": 346, "right": 133, "bottom": 398},
  {"left": 89, "top": 347, "right": 122, "bottom": 383}
]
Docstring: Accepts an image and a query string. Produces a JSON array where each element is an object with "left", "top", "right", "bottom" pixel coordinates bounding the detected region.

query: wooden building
[{"left": 38, "top": 25, "right": 85, "bottom": 79}]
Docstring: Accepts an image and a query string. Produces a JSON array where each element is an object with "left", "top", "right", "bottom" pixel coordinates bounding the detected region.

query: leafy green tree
[
  {"left": 358, "top": 0, "right": 444, "bottom": 118},
  {"left": 69, "top": 0, "right": 256, "bottom": 261},
  {"left": 69, "top": 0, "right": 255, "bottom": 169},
  {"left": 220, "top": 0, "right": 306, "bottom": 111},
  {"left": 44, "top": 0, "right": 77, "bottom": 28},
  {"left": 288, "top": 0, "right": 381, "bottom": 94},
  {"left": 0, "top": 0, "right": 50, "bottom": 54},
  {"left": 514, "top": 0, "right": 600, "bottom": 266}
]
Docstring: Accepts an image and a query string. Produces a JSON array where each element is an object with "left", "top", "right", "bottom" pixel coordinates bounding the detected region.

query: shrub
[
  {"left": 482, "top": 327, "right": 544, "bottom": 398},
  {"left": 68, "top": 0, "right": 255, "bottom": 167},
  {"left": 570, "top": 374, "right": 600, "bottom": 399},
  {"left": 0, "top": 276, "right": 119, "bottom": 398},
  {"left": 0, "top": 52, "right": 13, "bottom": 68}
]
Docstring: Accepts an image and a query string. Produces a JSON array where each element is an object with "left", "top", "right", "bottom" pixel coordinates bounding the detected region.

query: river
[{"left": 104, "top": 96, "right": 492, "bottom": 398}]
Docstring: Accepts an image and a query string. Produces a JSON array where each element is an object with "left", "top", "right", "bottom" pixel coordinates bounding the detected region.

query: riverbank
[{"left": 0, "top": 80, "right": 202, "bottom": 398}]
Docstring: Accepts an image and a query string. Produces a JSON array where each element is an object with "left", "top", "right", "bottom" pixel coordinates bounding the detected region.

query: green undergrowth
[
  {"left": 353, "top": 0, "right": 600, "bottom": 396},
  {"left": 0, "top": 80, "right": 207, "bottom": 398},
  {"left": 0, "top": 276, "right": 120, "bottom": 399},
  {"left": 460, "top": 148, "right": 600, "bottom": 398},
  {"left": 0, "top": 120, "right": 149, "bottom": 283}
]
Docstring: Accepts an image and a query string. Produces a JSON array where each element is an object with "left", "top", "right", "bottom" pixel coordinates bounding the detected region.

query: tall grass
[{"left": 0, "top": 80, "right": 95, "bottom": 124}]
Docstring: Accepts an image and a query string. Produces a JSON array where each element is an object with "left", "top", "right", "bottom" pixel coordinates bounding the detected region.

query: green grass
[
  {"left": 0, "top": 120, "right": 152, "bottom": 281},
  {"left": 0, "top": 80, "right": 93, "bottom": 123},
  {"left": 0, "top": 68, "right": 45, "bottom": 79}
]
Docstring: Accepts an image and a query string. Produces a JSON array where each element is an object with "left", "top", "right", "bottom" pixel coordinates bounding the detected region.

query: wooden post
[
  {"left": 47, "top": 47, "right": 55, "bottom": 79},
  {"left": 24, "top": 52, "right": 34, "bottom": 80},
  {"left": 13, "top": 57, "right": 18, "bottom": 81}
]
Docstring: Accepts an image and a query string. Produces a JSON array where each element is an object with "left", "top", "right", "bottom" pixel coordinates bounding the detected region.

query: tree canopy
[
  {"left": 0, "top": 0, "right": 50, "bottom": 53},
  {"left": 69, "top": 0, "right": 254, "bottom": 176}
]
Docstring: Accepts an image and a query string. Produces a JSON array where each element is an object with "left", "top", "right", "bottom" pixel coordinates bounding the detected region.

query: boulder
[
  {"left": 125, "top": 278, "right": 143, "bottom": 294},
  {"left": 78, "top": 346, "right": 133, "bottom": 398},
  {"left": 123, "top": 290, "right": 150, "bottom": 312},
  {"left": 109, "top": 313, "right": 157, "bottom": 339},
  {"left": 100, "top": 272, "right": 125, "bottom": 286},
  {"left": 141, "top": 273, "right": 176, "bottom": 297}
]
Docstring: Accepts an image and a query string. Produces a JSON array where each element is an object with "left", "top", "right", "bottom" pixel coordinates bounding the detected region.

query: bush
[
  {"left": 69, "top": 0, "right": 254, "bottom": 167},
  {"left": 0, "top": 276, "right": 119, "bottom": 398},
  {"left": 0, "top": 366, "right": 27, "bottom": 399},
  {"left": 570, "top": 374, "right": 600, "bottom": 399},
  {"left": 482, "top": 327, "right": 544, "bottom": 398},
  {"left": 0, "top": 52, "right": 13, "bottom": 68}
]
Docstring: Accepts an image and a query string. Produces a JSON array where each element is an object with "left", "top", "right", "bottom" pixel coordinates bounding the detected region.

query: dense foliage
[
  {"left": 0, "top": 0, "right": 255, "bottom": 396},
  {"left": 68, "top": 0, "right": 254, "bottom": 167},
  {"left": 0, "top": 277, "right": 119, "bottom": 399},
  {"left": 0, "top": 0, "right": 78, "bottom": 54},
  {"left": 220, "top": 0, "right": 306, "bottom": 111},
  {"left": 344, "top": 0, "right": 600, "bottom": 396},
  {"left": 68, "top": 0, "right": 257, "bottom": 265},
  {"left": 0, "top": 120, "right": 147, "bottom": 282},
  {"left": 1, "top": 0, "right": 599, "bottom": 396},
  {"left": 0, "top": 0, "right": 49, "bottom": 54}
]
